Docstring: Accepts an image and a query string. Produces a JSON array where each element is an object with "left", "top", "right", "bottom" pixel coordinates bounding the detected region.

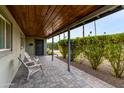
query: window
[
  {"left": 0, "top": 17, "right": 5, "bottom": 49},
  {"left": 0, "top": 14, "right": 12, "bottom": 50},
  {"left": 20, "top": 33, "right": 25, "bottom": 49}
]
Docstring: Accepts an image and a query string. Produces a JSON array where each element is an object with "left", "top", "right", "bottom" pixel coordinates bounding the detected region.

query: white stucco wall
[
  {"left": 0, "top": 6, "right": 25, "bottom": 87},
  {"left": 26, "top": 37, "right": 47, "bottom": 56}
]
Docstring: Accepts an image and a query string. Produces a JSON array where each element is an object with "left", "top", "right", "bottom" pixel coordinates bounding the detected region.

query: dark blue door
[{"left": 35, "top": 39, "right": 44, "bottom": 56}]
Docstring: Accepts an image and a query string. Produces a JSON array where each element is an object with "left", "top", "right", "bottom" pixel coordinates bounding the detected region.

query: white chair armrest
[
  {"left": 26, "top": 61, "right": 35, "bottom": 66},
  {"left": 28, "top": 64, "right": 42, "bottom": 69},
  {"left": 33, "top": 57, "right": 39, "bottom": 62},
  {"left": 26, "top": 61, "right": 35, "bottom": 64}
]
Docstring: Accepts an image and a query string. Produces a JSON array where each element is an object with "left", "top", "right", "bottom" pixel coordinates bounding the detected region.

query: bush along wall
[
  {"left": 58, "top": 38, "right": 82, "bottom": 61},
  {"left": 80, "top": 36, "right": 105, "bottom": 70},
  {"left": 70, "top": 38, "right": 82, "bottom": 61},
  {"left": 58, "top": 33, "right": 124, "bottom": 78},
  {"left": 58, "top": 39, "right": 68, "bottom": 59},
  {"left": 104, "top": 34, "right": 124, "bottom": 78},
  {"left": 47, "top": 42, "right": 59, "bottom": 50}
]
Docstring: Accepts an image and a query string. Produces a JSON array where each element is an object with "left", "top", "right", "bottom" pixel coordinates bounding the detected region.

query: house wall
[
  {"left": 26, "top": 37, "right": 47, "bottom": 56},
  {"left": 0, "top": 6, "right": 25, "bottom": 87}
]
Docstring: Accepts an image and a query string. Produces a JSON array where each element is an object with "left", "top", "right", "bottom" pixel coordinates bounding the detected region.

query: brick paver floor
[{"left": 10, "top": 56, "right": 114, "bottom": 88}]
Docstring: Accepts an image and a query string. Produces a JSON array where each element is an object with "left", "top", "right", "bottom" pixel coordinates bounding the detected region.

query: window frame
[
  {"left": 0, "top": 14, "right": 12, "bottom": 51},
  {"left": 20, "top": 33, "right": 25, "bottom": 50}
]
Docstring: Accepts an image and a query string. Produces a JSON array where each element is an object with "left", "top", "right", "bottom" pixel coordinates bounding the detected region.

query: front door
[{"left": 35, "top": 39, "right": 44, "bottom": 56}]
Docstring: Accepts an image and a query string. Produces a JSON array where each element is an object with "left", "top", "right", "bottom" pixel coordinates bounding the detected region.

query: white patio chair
[
  {"left": 24, "top": 52, "right": 39, "bottom": 63},
  {"left": 18, "top": 57, "right": 43, "bottom": 80}
]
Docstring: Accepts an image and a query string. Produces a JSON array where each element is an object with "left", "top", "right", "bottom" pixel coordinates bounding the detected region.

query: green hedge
[
  {"left": 58, "top": 39, "right": 68, "bottom": 58},
  {"left": 58, "top": 33, "right": 124, "bottom": 60},
  {"left": 58, "top": 38, "right": 82, "bottom": 61},
  {"left": 104, "top": 43, "right": 124, "bottom": 78},
  {"left": 80, "top": 36, "right": 105, "bottom": 70},
  {"left": 47, "top": 48, "right": 52, "bottom": 55},
  {"left": 47, "top": 42, "right": 59, "bottom": 50},
  {"left": 58, "top": 33, "right": 124, "bottom": 77}
]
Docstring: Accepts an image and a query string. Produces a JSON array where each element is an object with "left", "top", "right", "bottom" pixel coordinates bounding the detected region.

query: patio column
[
  {"left": 67, "top": 28, "right": 71, "bottom": 72},
  {"left": 59, "top": 35, "right": 60, "bottom": 41},
  {"left": 94, "top": 21, "right": 96, "bottom": 36},
  {"left": 82, "top": 25, "right": 85, "bottom": 37},
  {"left": 63, "top": 33, "right": 66, "bottom": 39},
  {"left": 52, "top": 37, "right": 54, "bottom": 61}
]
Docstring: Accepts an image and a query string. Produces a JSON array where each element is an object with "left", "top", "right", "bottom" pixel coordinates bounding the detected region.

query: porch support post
[
  {"left": 63, "top": 33, "right": 66, "bottom": 39},
  {"left": 94, "top": 21, "right": 96, "bottom": 36},
  {"left": 59, "top": 35, "right": 60, "bottom": 41},
  {"left": 52, "top": 36, "right": 54, "bottom": 61},
  {"left": 82, "top": 25, "right": 85, "bottom": 37},
  {"left": 67, "top": 27, "right": 71, "bottom": 72}
]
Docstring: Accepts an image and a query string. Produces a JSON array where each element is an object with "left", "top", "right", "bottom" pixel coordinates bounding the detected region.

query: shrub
[
  {"left": 47, "top": 42, "right": 59, "bottom": 50},
  {"left": 58, "top": 33, "right": 124, "bottom": 74},
  {"left": 105, "top": 43, "right": 124, "bottom": 78},
  {"left": 70, "top": 38, "right": 82, "bottom": 61},
  {"left": 47, "top": 48, "right": 52, "bottom": 55},
  {"left": 58, "top": 39, "right": 68, "bottom": 58},
  {"left": 58, "top": 38, "right": 82, "bottom": 61},
  {"left": 82, "top": 37, "right": 105, "bottom": 70}
]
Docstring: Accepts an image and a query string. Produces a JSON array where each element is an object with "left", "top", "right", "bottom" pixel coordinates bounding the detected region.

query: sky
[{"left": 47, "top": 9, "right": 124, "bottom": 43}]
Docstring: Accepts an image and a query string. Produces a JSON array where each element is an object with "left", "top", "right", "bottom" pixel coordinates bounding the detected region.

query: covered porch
[
  {"left": 0, "top": 5, "right": 123, "bottom": 88},
  {"left": 10, "top": 56, "right": 114, "bottom": 88}
]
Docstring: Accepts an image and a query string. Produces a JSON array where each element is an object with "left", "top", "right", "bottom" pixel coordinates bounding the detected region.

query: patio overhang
[
  {"left": 4, "top": 5, "right": 116, "bottom": 38},
  {"left": 6, "top": 5, "right": 123, "bottom": 39}
]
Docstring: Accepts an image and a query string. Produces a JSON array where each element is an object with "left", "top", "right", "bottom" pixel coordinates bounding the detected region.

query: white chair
[
  {"left": 18, "top": 57, "right": 43, "bottom": 80},
  {"left": 24, "top": 52, "right": 39, "bottom": 63}
]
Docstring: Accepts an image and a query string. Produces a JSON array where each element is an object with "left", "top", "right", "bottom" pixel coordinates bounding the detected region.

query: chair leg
[
  {"left": 40, "top": 65, "right": 44, "bottom": 74},
  {"left": 40, "top": 65, "right": 43, "bottom": 70},
  {"left": 27, "top": 71, "right": 31, "bottom": 80}
]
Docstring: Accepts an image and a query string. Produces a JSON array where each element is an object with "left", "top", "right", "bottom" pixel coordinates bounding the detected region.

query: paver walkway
[{"left": 10, "top": 56, "right": 114, "bottom": 88}]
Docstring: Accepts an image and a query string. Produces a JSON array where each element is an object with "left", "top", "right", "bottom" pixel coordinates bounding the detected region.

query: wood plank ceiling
[{"left": 7, "top": 5, "right": 104, "bottom": 38}]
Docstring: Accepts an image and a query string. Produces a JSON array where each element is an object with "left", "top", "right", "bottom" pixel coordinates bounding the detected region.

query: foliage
[
  {"left": 82, "top": 36, "right": 105, "bottom": 70},
  {"left": 104, "top": 40, "right": 124, "bottom": 78},
  {"left": 58, "top": 39, "right": 68, "bottom": 59},
  {"left": 58, "top": 38, "right": 82, "bottom": 61},
  {"left": 47, "top": 42, "right": 59, "bottom": 50},
  {"left": 70, "top": 38, "right": 82, "bottom": 61},
  {"left": 47, "top": 48, "right": 52, "bottom": 55},
  {"left": 58, "top": 33, "right": 124, "bottom": 77}
]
